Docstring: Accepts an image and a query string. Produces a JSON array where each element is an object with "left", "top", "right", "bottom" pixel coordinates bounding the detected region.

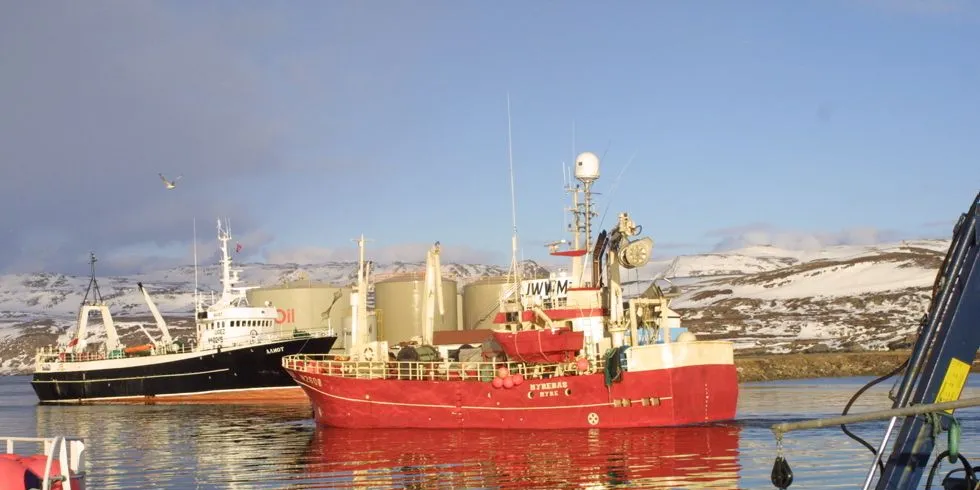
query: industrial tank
[
  {"left": 461, "top": 275, "right": 512, "bottom": 331},
  {"left": 246, "top": 280, "right": 351, "bottom": 338},
  {"left": 374, "top": 273, "right": 458, "bottom": 344}
]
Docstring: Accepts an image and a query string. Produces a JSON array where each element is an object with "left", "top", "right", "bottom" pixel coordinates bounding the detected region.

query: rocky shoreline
[{"left": 735, "top": 350, "right": 980, "bottom": 383}]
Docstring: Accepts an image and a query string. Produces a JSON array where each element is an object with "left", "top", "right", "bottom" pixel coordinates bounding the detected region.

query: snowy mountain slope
[
  {"left": 671, "top": 241, "right": 948, "bottom": 354},
  {"left": 0, "top": 239, "right": 953, "bottom": 374}
]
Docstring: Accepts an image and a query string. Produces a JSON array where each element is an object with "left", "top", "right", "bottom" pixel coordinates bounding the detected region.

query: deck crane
[{"left": 770, "top": 191, "right": 980, "bottom": 490}]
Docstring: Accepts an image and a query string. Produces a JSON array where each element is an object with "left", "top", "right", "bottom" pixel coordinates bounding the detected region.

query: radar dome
[{"left": 574, "top": 151, "right": 600, "bottom": 182}]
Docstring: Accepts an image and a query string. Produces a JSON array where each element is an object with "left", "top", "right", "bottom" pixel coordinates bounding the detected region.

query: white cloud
[
  {"left": 264, "top": 242, "right": 502, "bottom": 265},
  {"left": 707, "top": 224, "right": 905, "bottom": 252}
]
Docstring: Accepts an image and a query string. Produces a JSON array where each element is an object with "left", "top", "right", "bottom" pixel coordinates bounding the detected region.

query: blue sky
[{"left": 2, "top": 0, "right": 978, "bottom": 274}]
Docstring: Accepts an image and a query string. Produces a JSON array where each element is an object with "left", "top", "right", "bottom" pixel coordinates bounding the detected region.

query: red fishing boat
[{"left": 283, "top": 151, "right": 739, "bottom": 429}]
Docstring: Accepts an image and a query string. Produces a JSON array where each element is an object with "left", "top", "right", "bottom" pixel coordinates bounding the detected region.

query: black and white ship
[{"left": 30, "top": 219, "right": 337, "bottom": 404}]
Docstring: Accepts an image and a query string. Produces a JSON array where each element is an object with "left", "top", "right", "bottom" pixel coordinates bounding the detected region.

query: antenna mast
[
  {"left": 507, "top": 92, "right": 522, "bottom": 289},
  {"left": 193, "top": 218, "right": 199, "bottom": 314},
  {"left": 81, "top": 252, "right": 104, "bottom": 306}
]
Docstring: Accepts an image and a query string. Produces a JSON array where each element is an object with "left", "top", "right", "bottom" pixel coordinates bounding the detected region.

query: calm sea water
[{"left": 2, "top": 375, "right": 979, "bottom": 489}]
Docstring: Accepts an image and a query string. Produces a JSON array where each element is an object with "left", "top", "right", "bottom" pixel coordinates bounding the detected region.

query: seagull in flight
[{"left": 159, "top": 173, "right": 182, "bottom": 190}]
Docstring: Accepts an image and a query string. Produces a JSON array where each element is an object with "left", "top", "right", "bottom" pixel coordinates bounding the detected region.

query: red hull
[
  {"left": 491, "top": 328, "right": 585, "bottom": 363},
  {"left": 287, "top": 363, "right": 738, "bottom": 429},
  {"left": 303, "top": 424, "right": 741, "bottom": 488}
]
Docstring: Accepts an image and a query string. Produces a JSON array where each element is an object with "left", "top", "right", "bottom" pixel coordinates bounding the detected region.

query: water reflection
[
  {"left": 34, "top": 401, "right": 315, "bottom": 489},
  {"left": 6, "top": 374, "right": 978, "bottom": 489},
  {"left": 298, "top": 424, "right": 741, "bottom": 489}
]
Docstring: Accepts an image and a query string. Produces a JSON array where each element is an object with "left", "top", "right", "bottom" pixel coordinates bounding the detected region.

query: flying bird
[{"left": 159, "top": 173, "right": 182, "bottom": 190}]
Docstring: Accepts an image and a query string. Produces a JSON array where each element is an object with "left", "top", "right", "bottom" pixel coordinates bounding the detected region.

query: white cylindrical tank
[
  {"left": 456, "top": 292, "right": 464, "bottom": 331},
  {"left": 342, "top": 313, "right": 379, "bottom": 351},
  {"left": 374, "top": 273, "right": 459, "bottom": 344},
  {"left": 246, "top": 281, "right": 351, "bottom": 337},
  {"left": 462, "top": 275, "right": 512, "bottom": 331}
]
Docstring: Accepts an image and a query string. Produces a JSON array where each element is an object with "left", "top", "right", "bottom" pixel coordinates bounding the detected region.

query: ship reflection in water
[{"left": 301, "top": 424, "right": 741, "bottom": 489}]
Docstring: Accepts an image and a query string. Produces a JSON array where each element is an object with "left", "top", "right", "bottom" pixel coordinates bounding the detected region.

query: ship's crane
[
  {"left": 137, "top": 282, "right": 173, "bottom": 346},
  {"left": 421, "top": 241, "right": 445, "bottom": 346},
  {"left": 770, "top": 191, "right": 980, "bottom": 490}
]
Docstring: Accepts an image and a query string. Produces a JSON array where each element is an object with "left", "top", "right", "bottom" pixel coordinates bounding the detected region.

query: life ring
[
  {"left": 250, "top": 329, "right": 258, "bottom": 338},
  {"left": 362, "top": 346, "right": 375, "bottom": 362}
]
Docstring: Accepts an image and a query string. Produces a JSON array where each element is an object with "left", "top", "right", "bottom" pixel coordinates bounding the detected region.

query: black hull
[{"left": 30, "top": 335, "right": 337, "bottom": 403}]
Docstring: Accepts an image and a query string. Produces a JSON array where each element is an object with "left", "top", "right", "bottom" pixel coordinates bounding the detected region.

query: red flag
[{"left": 235, "top": 243, "right": 243, "bottom": 253}]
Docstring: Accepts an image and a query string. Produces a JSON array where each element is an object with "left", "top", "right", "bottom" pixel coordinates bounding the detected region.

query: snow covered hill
[
  {"left": 667, "top": 239, "right": 950, "bottom": 354},
  {"left": 0, "top": 239, "right": 952, "bottom": 374}
]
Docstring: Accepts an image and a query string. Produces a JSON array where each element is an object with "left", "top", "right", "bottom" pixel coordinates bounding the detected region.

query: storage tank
[
  {"left": 246, "top": 280, "right": 351, "bottom": 338},
  {"left": 374, "top": 273, "right": 458, "bottom": 344},
  {"left": 462, "top": 275, "right": 512, "bottom": 331},
  {"left": 340, "top": 313, "right": 379, "bottom": 353}
]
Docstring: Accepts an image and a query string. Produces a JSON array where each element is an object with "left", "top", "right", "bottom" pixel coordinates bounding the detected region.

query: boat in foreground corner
[
  {"left": 1, "top": 435, "right": 86, "bottom": 490},
  {"left": 30, "top": 219, "right": 337, "bottom": 404},
  {"left": 282, "top": 151, "right": 738, "bottom": 429}
]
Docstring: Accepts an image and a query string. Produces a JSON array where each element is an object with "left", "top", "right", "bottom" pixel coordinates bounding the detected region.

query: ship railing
[
  {"left": 33, "top": 342, "right": 196, "bottom": 365},
  {"left": 34, "top": 327, "right": 334, "bottom": 366},
  {"left": 3, "top": 436, "right": 86, "bottom": 490},
  {"left": 206, "top": 327, "right": 333, "bottom": 350},
  {"left": 283, "top": 354, "right": 606, "bottom": 382}
]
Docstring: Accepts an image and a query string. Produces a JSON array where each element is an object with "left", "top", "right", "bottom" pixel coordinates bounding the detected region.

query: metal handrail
[
  {"left": 34, "top": 327, "right": 334, "bottom": 365},
  {"left": 282, "top": 354, "right": 603, "bottom": 382}
]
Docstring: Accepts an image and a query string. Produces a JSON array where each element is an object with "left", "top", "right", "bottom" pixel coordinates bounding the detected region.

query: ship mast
[
  {"left": 506, "top": 92, "right": 523, "bottom": 300},
  {"left": 217, "top": 219, "right": 232, "bottom": 297},
  {"left": 193, "top": 218, "right": 199, "bottom": 315},
  {"left": 350, "top": 234, "right": 371, "bottom": 354},
  {"left": 570, "top": 152, "right": 600, "bottom": 286},
  {"left": 80, "top": 252, "right": 104, "bottom": 307}
]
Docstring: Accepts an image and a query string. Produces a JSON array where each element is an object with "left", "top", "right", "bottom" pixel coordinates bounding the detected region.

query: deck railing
[
  {"left": 34, "top": 327, "right": 334, "bottom": 367},
  {"left": 282, "top": 353, "right": 604, "bottom": 382}
]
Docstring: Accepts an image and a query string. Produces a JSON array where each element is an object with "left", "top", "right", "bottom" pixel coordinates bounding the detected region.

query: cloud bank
[
  {"left": 706, "top": 223, "right": 909, "bottom": 252},
  {"left": 264, "top": 243, "right": 503, "bottom": 266}
]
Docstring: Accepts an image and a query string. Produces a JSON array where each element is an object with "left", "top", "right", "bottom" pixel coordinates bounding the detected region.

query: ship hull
[
  {"left": 287, "top": 362, "right": 738, "bottom": 429},
  {"left": 31, "top": 336, "right": 336, "bottom": 404}
]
